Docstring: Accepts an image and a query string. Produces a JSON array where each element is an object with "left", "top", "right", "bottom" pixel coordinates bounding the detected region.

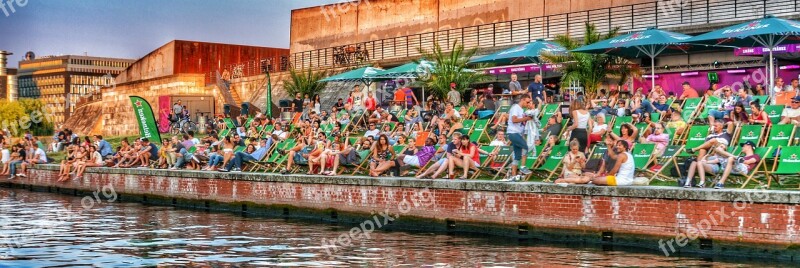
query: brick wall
[{"left": 17, "top": 165, "right": 800, "bottom": 259}]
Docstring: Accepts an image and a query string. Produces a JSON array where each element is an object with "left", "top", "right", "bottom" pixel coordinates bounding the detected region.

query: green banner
[{"left": 129, "top": 96, "right": 162, "bottom": 144}]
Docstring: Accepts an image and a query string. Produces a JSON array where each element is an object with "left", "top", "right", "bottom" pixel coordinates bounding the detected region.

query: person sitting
[
  {"left": 220, "top": 139, "right": 269, "bottom": 172},
  {"left": 281, "top": 135, "right": 315, "bottom": 175},
  {"left": 540, "top": 112, "right": 563, "bottom": 145},
  {"left": 490, "top": 131, "right": 509, "bottom": 146},
  {"left": 557, "top": 140, "right": 634, "bottom": 186},
  {"left": 665, "top": 110, "right": 687, "bottom": 136},
  {"left": 372, "top": 137, "right": 437, "bottom": 176},
  {"left": 306, "top": 133, "right": 329, "bottom": 174},
  {"left": 432, "top": 102, "right": 463, "bottom": 136},
  {"left": 363, "top": 123, "right": 380, "bottom": 139},
  {"left": 416, "top": 132, "right": 463, "bottom": 179},
  {"left": 58, "top": 145, "right": 83, "bottom": 182},
  {"left": 748, "top": 100, "right": 772, "bottom": 127},
  {"left": 685, "top": 121, "right": 735, "bottom": 160},
  {"left": 136, "top": 138, "right": 159, "bottom": 168},
  {"left": 73, "top": 145, "right": 103, "bottom": 179},
  {"left": 708, "top": 86, "right": 737, "bottom": 126},
  {"left": 448, "top": 135, "right": 486, "bottom": 180},
  {"left": 714, "top": 141, "right": 760, "bottom": 189},
  {"left": 554, "top": 139, "right": 586, "bottom": 183},
  {"left": 588, "top": 114, "right": 608, "bottom": 145},
  {"left": 609, "top": 123, "right": 638, "bottom": 150},
  {"left": 779, "top": 96, "right": 800, "bottom": 125},
  {"left": 639, "top": 122, "right": 670, "bottom": 157},
  {"left": 683, "top": 149, "right": 727, "bottom": 188},
  {"left": 368, "top": 135, "right": 396, "bottom": 177}
]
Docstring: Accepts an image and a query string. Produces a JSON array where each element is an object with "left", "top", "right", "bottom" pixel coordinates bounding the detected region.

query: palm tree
[
  {"left": 283, "top": 68, "right": 328, "bottom": 97},
  {"left": 419, "top": 41, "right": 489, "bottom": 99},
  {"left": 541, "top": 23, "right": 640, "bottom": 96}
]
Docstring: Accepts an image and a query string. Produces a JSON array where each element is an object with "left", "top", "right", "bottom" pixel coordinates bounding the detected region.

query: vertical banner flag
[
  {"left": 129, "top": 96, "right": 162, "bottom": 144},
  {"left": 158, "top": 95, "right": 172, "bottom": 133}
]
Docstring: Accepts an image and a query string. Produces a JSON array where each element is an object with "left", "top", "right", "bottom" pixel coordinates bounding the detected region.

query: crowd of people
[{"left": 2, "top": 74, "right": 799, "bottom": 189}]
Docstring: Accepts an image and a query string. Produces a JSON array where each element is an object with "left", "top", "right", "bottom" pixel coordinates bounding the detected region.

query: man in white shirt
[
  {"left": 364, "top": 123, "right": 380, "bottom": 139},
  {"left": 500, "top": 95, "right": 534, "bottom": 182},
  {"left": 272, "top": 124, "right": 288, "bottom": 140},
  {"left": 489, "top": 131, "right": 509, "bottom": 146},
  {"left": 780, "top": 96, "right": 800, "bottom": 125},
  {"left": 18, "top": 143, "right": 48, "bottom": 177}
]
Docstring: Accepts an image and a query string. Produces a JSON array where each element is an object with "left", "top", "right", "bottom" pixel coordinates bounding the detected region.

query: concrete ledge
[{"left": 32, "top": 164, "right": 800, "bottom": 204}]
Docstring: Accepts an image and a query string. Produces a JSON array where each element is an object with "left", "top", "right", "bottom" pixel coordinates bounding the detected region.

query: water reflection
[{"left": 0, "top": 189, "right": 784, "bottom": 267}]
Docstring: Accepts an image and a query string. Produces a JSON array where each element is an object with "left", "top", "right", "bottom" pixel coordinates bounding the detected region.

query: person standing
[
  {"left": 364, "top": 91, "right": 377, "bottom": 114},
  {"left": 402, "top": 83, "right": 418, "bottom": 108},
  {"left": 566, "top": 101, "right": 590, "bottom": 153},
  {"left": 291, "top": 92, "right": 304, "bottom": 113},
  {"left": 350, "top": 85, "right": 365, "bottom": 112},
  {"left": 447, "top": 82, "right": 461, "bottom": 106},
  {"left": 527, "top": 74, "right": 546, "bottom": 104},
  {"left": 509, "top": 73, "right": 526, "bottom": 103},
  {"left": 500, "top": 95, "right": 535, "bottom": 182},
  {"left": 678, "top": 81, "right": 699, "bottom": 100},
  {"left": 172, "top": 100, "right": 183, "bottom": 120}
]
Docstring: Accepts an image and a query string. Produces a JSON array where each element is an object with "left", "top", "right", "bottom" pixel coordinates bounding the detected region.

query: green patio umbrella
[
  {"left": 572, "top": 27, "right": 705, "bottom": 91},
  {"left": 319, "top": 66, "right": 386, "bottom": 86},
  {"left": 685, "top": 15, "right": 800, "bottom": 100},
  {"left": 469, "top": 39, "right": 567, "bottom": 66}
]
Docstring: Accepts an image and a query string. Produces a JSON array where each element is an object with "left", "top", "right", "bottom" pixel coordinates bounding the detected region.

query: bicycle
[{"left": 170, "top": 118, "right": 198, "bottom": 135}]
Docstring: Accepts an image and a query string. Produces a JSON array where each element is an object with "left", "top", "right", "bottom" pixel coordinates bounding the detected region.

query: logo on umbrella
[
  {"left": 722, "top": 21, "right": 770, "bottom": 35},
  {"left": 416, "top": 63, "right": 433, "bottom": 81},
  {"left": 609, "top": 32, "right": 651, "bottom": 44}
]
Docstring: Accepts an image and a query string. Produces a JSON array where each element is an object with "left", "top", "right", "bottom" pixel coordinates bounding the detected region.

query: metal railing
[
  {"left": 290, "top": 0, "right": 800, "bottom": 70},
  {"left": 206, "top": 55, "right": 289, "bottom": 84}
]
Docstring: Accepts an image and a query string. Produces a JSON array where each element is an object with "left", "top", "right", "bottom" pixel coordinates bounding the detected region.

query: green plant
[
  {"left": 283, "top": 68, "right": 329, "bottom": 97},
  {"left": 541, "top": 23, "right": 640, "bottom": 96},
  {"left": 0, "top": 98, "right": 54, "bottom": 137},
  {"left": 419, "top": 41, "right": 489, "bottom": 99}
]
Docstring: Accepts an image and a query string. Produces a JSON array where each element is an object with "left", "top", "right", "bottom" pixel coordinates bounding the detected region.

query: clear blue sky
[{"left": 0, "top": 0, "right": 340, "bottom": 67}]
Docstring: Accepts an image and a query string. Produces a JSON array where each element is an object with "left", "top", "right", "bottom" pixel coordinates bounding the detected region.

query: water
[{"left": 0, "top": 188, "right": 783, "bottom": 267}]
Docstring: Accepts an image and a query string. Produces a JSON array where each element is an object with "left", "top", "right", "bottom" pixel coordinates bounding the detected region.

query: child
[{"left": 0, "top": 144, "right": 10, "bottom": 176}]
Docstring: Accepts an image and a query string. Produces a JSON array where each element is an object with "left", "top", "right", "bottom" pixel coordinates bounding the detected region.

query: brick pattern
[{"left": 24, "top": 168, "right": 800, "bottom": 246}]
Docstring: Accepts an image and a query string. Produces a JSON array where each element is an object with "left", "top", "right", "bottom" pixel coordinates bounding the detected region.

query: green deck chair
[
  {"left": 681, "top": 97, "right": 703, "bottom": 122},
  {"left": 677, "top": 126, "right": 709, "bottom": 156},
  {"left": 735, "top": 124, "right": 764, "bottom": 147},
  {"left": 469, "top": 119, "right": 490, "bottom": 144},
  {"left": 646, "top": 145, "right": 684, "bottom": 183},
  {"left": 735, "top": 146, "right": 773, "bottom": 188},
  {"left": 769, "top": 146, "right": 800, "bottom": 188},
  {"left": 698, "top": 96, "right": 723, "bottom": 120},
  {"left": 612, "top": 116, "right": 633, "bottom": 136},
  {"left": 630, "top": 143, "right": 656, "bottom": 175},
  {"left": 530, "top": 145, "right": 568, "bottom": 182},
  {"left": 763, "top": 105, "right": 785, "bottom": 125},
  {"left": 460, "top": 119, "right": 476, "bottom": 135}
]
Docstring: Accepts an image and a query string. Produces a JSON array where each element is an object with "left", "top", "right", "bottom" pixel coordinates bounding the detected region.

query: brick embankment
[{"left": 7, "top": 165, "right": 800, "bottom": 261}]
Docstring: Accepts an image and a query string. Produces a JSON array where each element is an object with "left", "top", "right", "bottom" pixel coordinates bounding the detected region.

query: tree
[
  {"left": 283, "top": 68, "right": 329, "bottom": 97},
  {"left": 419, "top": 41, "right": 489, "bottom": 99},
  {"left": 0, "top": 99, "right": 55, "bottom": 137},
  {"left": 540, "top": 23, "right": 640, "bottom": 96}
]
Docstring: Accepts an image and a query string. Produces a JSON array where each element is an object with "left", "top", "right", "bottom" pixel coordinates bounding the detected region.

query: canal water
[{"left": 0, "top": 188, "right": 785, "bottom": 267}]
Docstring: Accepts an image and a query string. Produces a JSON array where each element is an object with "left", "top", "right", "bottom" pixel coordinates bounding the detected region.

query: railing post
[
  {"left": 493, "top": 23, "right": 496, "bottom": 47},
  {"left": 655, "top": 1, "right": 658, "bottom": 27},
  {"left": 735, "top": 0, "right": 737, "bottom": 17},
  {"left": 631, "top": 5, "right": 634, "bottom": 30},
  {"left": 528, "top": 18, "right": 532, "bottom": 42},
  {"left": 546, "top": 16, "right": 550, "bottom": 38},
  {"left": 764, "top": 0, "right": 767, "bottom": 17},
  {"left": 608, "top": 8, "right": 611, "bottom": 31},
  {"left": 706, "top": 0, "right": 710, "bottom": 24}
]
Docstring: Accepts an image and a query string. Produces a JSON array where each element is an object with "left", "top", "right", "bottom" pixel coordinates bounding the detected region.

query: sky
[{"left": 0, "top": 0, "right": 341, "bottom": 67}]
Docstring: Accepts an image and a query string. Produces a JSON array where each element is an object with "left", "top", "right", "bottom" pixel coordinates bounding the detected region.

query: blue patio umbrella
[
  {"left": 685, "top": 15, "right": 800, "bottom": 99},
  {"left": 572, "top": 27, "right": 706, "bottom": 90},
  {"left": 469, "top": 39, "right": 568, "bottom": 66}
]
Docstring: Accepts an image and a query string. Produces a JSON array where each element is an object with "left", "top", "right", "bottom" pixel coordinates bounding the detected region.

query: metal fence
[{"left": 290, "top": 0, "right": 800, "bottom": 70}]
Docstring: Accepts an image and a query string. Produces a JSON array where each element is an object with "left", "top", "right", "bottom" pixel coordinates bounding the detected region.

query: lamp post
[{"left": 261, "top": 59, "right": 273, "bottom": 118}]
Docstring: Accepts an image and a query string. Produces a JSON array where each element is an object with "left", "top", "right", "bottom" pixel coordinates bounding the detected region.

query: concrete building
[
  {"left": 289, "top": 0, "right": 800, "bottom": 70},
  {"left": 0, "top": 51, "right": 17, "bottom": 101},
  {"left": 69, "top": 40, "right": 289, "bottom": 136},
  {"left": 16, "top": 54, "right": 135, "bottom": 124}
]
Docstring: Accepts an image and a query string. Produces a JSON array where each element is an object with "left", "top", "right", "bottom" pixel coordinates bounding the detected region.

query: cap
[
  {"left": 450, "top": 82, "right": 457, "bottom": 88},
  {"left": 740, "top": 140, "right": 756, "bottom": 147},
  {"left": 793, "top": 96, "right": 800, "bottom": 102},
  {"left": 141, "top": 138, "right": 149, "bottom": 142}
]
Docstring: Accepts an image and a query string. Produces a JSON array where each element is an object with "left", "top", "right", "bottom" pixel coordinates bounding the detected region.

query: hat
[
  {"left": 740, "top": 141, "right": 756, "bottom": 147},
  {"left": 793, "top": 96, "right": 800, "bottom": 102},
  {"left": 450, "top": 82, "right": 457, "bottom": 88}
]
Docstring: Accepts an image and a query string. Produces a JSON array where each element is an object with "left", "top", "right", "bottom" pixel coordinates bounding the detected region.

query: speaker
[
  {"left": 241, "top": 102, "right": 251, "bottom": 116},
  {"left": 279, "top": 99, "right": 291, "bottom": 108},
  {"left": 223, "top": 104, "right": 231, "bottom": 116},
  {"left": 707, "top": 72, "right": 719, "bottom": 83}
]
